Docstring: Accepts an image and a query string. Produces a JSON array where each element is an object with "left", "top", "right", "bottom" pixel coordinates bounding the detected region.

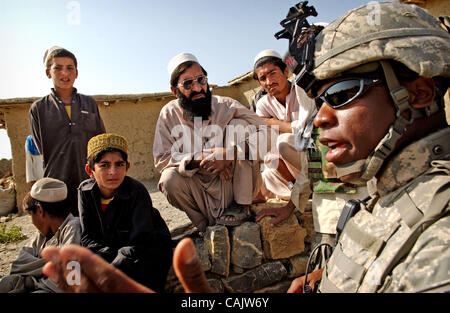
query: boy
[
  {"left": 79, "top": 133, "right": 172, "bottom": 292},
  {"left": 29, "top": 46, "right": 105, "bottom": 216},
  {"left": 0, "top": 178, "right": 81, "bottom": 293}
]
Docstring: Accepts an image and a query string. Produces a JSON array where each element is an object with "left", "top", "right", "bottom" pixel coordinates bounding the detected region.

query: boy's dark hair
[
  {"left": 23, "top": 192, "right": 71, "bottom": 218},
  {"left": 253, "top": 56, "right": 287, "bottom": 80},
  {"left": 170, "top": 61, "right": 208, "bottom": 88},
  {"left": 45, "top": 48, "right": 78, "bottom": 69},
  {"left": 87, "top": 147, "right": 128, "bottom": 169}
]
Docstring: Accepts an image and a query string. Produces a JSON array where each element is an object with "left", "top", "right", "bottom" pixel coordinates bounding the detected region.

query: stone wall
[{"left": 165, "top": 200, "right": 315, "bottom": 293}]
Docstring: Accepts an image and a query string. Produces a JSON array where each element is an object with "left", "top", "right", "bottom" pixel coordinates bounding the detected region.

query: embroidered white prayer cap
[
  {"left": 31, "top": 178, "right": 67, "bottom": 202},
  {"left": 167, "top": 52, "right": 199, "bottom": 76},
  {"left": 253, "top": 49, "right": 282, "bottom": 67}
]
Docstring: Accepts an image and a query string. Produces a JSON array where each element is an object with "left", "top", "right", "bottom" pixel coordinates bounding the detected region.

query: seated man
[
  {"left": 79, "top": 133, "right": 172, "bottom": 292},
  {"left": 253, "top": 49, "right": 314, "bottom": 200},
  {"left": 153, "top": 53, "right": 269, "bottom": 233},
  {"left": 0, "top": 178, "right": 80, "bottom": 293}
]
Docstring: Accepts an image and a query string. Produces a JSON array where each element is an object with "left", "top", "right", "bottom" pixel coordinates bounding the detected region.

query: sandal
[{"left": 216, "top": 202, "right": 252, "bottom": 227}]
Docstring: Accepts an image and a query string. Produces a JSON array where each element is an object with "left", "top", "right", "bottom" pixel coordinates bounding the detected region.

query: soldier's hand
[{"left": 287, "top": 269, "right": 324, "bottom": 293}]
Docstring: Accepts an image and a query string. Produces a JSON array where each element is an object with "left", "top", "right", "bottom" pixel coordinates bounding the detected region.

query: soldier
[{"left": 287, "top": 1, "right": 450, "bottom": 293}]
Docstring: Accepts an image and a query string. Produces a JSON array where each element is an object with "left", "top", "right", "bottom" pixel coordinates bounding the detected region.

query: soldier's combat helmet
[{"left": 294, "top": 1, "right": 450, "bottom": 183}]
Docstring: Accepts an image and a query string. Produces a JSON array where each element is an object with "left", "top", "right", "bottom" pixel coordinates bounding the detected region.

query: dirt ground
[{"left": 0, "top": 178, "right": 192, "bottom": 279}]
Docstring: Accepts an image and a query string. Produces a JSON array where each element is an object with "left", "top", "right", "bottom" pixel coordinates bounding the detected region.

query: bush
[{"left": 0, "top": 223, "right": 26, "bottom": 243}]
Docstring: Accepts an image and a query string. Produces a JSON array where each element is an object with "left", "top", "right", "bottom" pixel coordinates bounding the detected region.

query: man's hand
[
  {"left": 41, "top": 238, "right": 213, "bottom": 293},
  {"left": 261, "top": 117, "right": 292, "bottom": 133},
  {"left": 200, "top": 147, "right": 233, "bottom": 179},
  {"left": 255, "top": 200, "right": 296, "bottom": 227},
  {"left": 287, "top": 269, "right": 324, "bottom": 293}
]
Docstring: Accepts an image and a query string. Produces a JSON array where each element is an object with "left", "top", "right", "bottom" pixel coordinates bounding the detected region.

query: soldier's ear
[{"left": 404, "top": 77, "right": 436, "bottom": 109}]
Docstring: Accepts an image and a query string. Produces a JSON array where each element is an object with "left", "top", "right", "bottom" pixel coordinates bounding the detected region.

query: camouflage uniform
[
  {"left": 284, "top": 2, "right": 450, "bottom": 292},
  {"left": 319, "top": 128, "right": 450, "bottom": 292}
]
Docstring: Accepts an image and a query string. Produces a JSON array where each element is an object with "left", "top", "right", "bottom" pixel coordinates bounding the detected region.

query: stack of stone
[{"left": 165, "top": 200, "right": 315, "bottom": 293}]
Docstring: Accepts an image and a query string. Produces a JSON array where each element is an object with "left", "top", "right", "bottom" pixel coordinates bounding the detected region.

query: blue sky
[{"left": 0, "top": 0, "right": 374, "bottom": 158}]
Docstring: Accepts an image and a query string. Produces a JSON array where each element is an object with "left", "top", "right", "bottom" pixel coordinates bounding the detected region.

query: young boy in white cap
[
  {"left": 79, "top": 133, "right": 172, "bottom": 292},
  {"left": 0, "top": 177, "right": 81, "bottom": 293}
]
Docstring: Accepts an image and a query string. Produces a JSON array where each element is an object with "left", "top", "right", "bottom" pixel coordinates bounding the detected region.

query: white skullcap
[
  {"left": 253, "top": 49, "right": 282, "bottom": 67},
  {"left": 167, "top": 52, "right": 199, "bottom": 76},
  {"left": 313, "top": 22, "right": 329, "bottom": 27},
  {"left": 31, "top": 177, "right": 67, "bottom": 203},
  {"left": 43, "top": 45, "right": 64, "bottom": 65}
]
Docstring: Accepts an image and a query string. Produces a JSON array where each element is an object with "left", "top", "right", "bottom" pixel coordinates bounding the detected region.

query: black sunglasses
[
  {"left": 178, "top": 75, "right": 208, "bottom": 90},
  {"left": 315, "top": 78, "right": 382, "bottom": 110}
]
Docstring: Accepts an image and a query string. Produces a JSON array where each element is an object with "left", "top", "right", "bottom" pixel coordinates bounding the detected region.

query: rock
[
  {"left": 258, "top": 212, "right": 307, "bottom": 260},
  {"left": 170, "top": 222, "right": 198, "bottom": 242},
  {"left": 204, "top": 225, "right": 230, "bottom": 277},
  {"left": 299, "top": 211, "right": 315, "bottom": 244},
  {"left": 285, "top": 254, "right": 309, "bottom": 278},
  {"left": 230, "top": 222, "right": 262, "bottom": 269},
  {"left": 0, "top": 216, "right": 11, "bottom": 223},
  {"left": 231, "top": 264, "right": 245, "bottom": 274},
  {"left": 207, "top": 278, "right": 224, "bottom": 293},
  {"left": 193, "top": 238, "right": 211, "bottom": 272},
  {"left": 253, "top": 279, "right": 293, "bottom": 293},
  {"left": 164, "top": 266, "right": 182, "bottom": 293},
  {"left": 222, "top": 261, "right": 287, "bottom": 293}
]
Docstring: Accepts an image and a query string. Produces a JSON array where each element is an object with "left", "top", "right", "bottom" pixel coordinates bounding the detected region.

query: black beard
[{"left": 177, "top": 85, "right": 212, "bottom": 121}]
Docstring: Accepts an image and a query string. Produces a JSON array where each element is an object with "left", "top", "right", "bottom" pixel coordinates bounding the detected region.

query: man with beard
[{"left": 153, "top": 53, "right": 269, "bottom": 234}]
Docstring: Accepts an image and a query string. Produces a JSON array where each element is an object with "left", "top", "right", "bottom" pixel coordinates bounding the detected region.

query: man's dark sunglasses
[
  {"left": 178, "top": 75, "right": 208, "bottom": 90},
  {"left": 315, "top": 78, "right": 382, "bottom": 110}
]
